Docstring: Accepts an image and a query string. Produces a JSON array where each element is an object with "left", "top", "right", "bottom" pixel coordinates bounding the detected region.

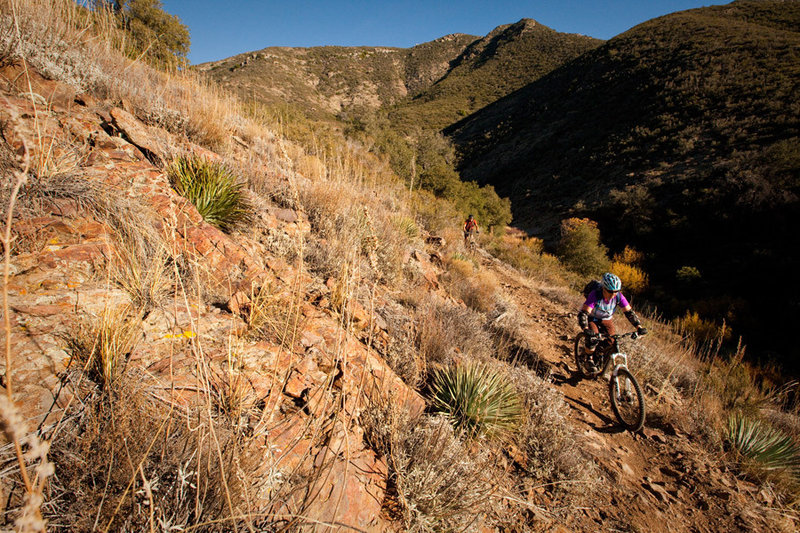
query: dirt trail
[{"left": 476, "top": 249, "right": 789, "bottom": 532}]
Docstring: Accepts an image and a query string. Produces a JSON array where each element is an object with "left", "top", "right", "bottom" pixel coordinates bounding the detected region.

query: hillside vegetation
[
  {"left": 199, "top": 20, "right": 600, "bottom": 232},
  {"left": 196, "top": 33, "right": 478, "bottom": 118},
  {"left": 448, "top": 0, "right": 800, "bottom": 367},
  {"left": 388, "top": 19, "right": 601, "bottom": 131},
  {"left": 1, "top": 1, "right": 799, "bottom": 532}
]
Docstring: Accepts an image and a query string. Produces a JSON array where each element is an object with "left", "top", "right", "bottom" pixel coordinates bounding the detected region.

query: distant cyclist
[
  {"left": 463, "top": 214, "right": 479, "bottom": 245},
  {"left": 577, "top": 273, "right": 647, "bottom": 366}
]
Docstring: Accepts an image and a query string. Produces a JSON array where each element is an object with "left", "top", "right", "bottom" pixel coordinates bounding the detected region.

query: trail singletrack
[{"left": 473, "top": 248, "right": 789, "bottom": 532}]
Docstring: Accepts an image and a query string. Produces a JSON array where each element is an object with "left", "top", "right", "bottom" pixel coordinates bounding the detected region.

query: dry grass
[
  {"left": 379, "top": 299, "right": 425, "bottom": 388},
  {"left": 443, "top": 256, "right": 501, "bottom": 313},
  {"left": 510, "top": 367, "right": 601, "bottom": 507},
  {"left": 45, "top": 378, "right": 266, "bottom": 532},
  {"left": 65, "top": 305, "right": 141, "bottom": 390},
  {"left": 392, "top": 415, "right": 499, "bottom": 532},
  {"left": 414, "top": 293, "right": 493, "bottom": 372},
  {"left": 241, "top": 282, "right": 304, "bottom": 350}
]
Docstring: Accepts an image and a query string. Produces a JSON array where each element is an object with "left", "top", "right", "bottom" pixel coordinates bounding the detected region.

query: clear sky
[{"left": 161, "top": 0, "right": 729, "bottom": 65}]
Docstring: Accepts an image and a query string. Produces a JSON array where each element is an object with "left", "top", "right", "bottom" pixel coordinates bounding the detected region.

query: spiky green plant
[
  {"left": 726, "top": 414, "right": 800, "bottom": 476},
  {"left": 391, "top": 214, "right": 419, "bottom": 239},
  {"left": 167, "top": 156, "right": 252, "bottom": 231},
  {"left": 430, "top": 362, "right": 522, "bottom": 439}
]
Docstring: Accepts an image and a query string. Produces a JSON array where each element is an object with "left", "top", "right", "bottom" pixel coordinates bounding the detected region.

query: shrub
[
  {"left": 511, "top": 368, "right": 600, "bottom": 504},
  {"left": 610, "top": 260, "right": 649, "bottom": 294},
  {"left": 557, "top": 217, "right": 610, "bottom": 277},
  {"left": 443, "top": 256, "right": 500, "bottom": 313},
  {"left": 726, "top": 414, "right": 800, "bottom": 477},
  {"left": 430, "top": 362, "right": 522, "bottom": 440},
  {"left": 391, "top": 214, "right": 419, "bottom": 239},
  {"left": 613, "top": 245, "right": 645, "bottom": 266},
  {"left": 167, "top": 156, "right": 252, "bottom": 232},
  {"left": 676, "top": 265, "right": 702, "bottom": 285},
  {"left": 672, "top": 310, "right": 732, "bottom": 345},
  {"left": 107, "top": 0, "right": 191, "bottom": 69},
  {"left": 392, "top": 415, "right": 497, "bottom": 531},
  {"left": 414, "top": 295, "right": 492, "bottom": 369}
]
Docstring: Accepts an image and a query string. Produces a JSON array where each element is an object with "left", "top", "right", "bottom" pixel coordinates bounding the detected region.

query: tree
[
  {"left": 558, "top": 218, "right": 610, "bottom": 277},
  {"left": 97, "top": 0, "right": 190, "bottom": 68}
]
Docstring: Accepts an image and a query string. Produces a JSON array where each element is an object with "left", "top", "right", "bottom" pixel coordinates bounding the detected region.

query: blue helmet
[{"left": 602, "top": 272, "right": 622, "bottom": 292}]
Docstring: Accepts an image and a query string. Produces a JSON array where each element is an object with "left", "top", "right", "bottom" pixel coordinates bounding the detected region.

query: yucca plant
[
  {"left": 167, "top": 156, "right": 252, "bottom": 231},
  {"left": 430, "top": 362, "right": 522, "bottom": 440},
  {"left": 726, "top": 414, "right": 800, "bottom": 476},
  {"left": 391, "top": 214, "right": 419, "bottom": 240}
]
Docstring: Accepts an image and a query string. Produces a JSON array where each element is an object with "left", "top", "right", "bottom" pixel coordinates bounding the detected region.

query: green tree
[
  {"left": 558, "top": 218, "right": 610, "bottom": 276},
  {"left": 99, "top": 0, "right": 190, "bottom": 68}
]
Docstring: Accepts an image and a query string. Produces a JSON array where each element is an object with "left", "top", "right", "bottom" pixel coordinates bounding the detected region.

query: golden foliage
[
  {"left": 610, "top": 260, "right": 649, "bottom": 294},
  {"left": 613, "top": 245, "right": 645, "bottom": 266},
  {"left": 673, "top": 311, "right": 732, "bottom": 345}
]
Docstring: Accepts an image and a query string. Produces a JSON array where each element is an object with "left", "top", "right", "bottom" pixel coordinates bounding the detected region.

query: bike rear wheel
[
  {"left": 573, "top": 333, "right": 602, "bottom": 379},
  {"left": 608, "top": 367, "right": 645, "bottom": 431}
]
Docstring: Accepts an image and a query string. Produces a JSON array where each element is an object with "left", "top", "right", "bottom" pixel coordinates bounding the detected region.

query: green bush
[
  {"left": 557, "top": 217, "right": 610, "bottom": 277},
  {"left": 167, "top": 156, "right": 252, "bottom": 232},
  {"left": 105, "top": 0, "right": 191, "bottom": 68},
  {"left": 430, "top": 362, "right": 522, "bottom": 439}
]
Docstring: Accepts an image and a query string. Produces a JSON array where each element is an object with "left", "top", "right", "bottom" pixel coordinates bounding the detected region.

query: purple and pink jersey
[{"left": 583, "top": 290, "right": 630, "bottom": 321}]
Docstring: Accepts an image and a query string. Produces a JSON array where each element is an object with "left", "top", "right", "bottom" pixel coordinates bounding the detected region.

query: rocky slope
[
  {"left": 0, "top": 64, "right": 794, "bottom": 531},
  {"left": 196, "top": 33, "right": 478, "bottom": 117}
]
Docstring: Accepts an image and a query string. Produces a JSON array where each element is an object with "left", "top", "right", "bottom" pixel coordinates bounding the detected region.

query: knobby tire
[{"left": 608, "top": 367, "right": 645, "bottom": 431}]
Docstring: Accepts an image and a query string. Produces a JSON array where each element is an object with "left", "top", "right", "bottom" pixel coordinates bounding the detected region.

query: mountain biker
[
  {"left": 463, "top": 214, "right": 479, "bottom": 244},
  {"left": 577, "top": 273, "right": 647, "bottom": 367}
]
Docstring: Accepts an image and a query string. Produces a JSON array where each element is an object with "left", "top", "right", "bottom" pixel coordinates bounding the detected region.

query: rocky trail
[{"left": 477, "top": 250, "right": 790, "bottom": 532}]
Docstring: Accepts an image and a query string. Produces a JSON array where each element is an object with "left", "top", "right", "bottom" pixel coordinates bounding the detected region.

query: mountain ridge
[{"left": 198, "top": 19, "right": 602, "bottom": 127}]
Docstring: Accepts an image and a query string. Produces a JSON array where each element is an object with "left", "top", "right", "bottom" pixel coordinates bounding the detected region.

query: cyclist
[
  {"left": 463, "top": 214, "right": 479, "bottom": 245},
  {"left": 577, "top": 272, "right": 647, "bottom": 368}
]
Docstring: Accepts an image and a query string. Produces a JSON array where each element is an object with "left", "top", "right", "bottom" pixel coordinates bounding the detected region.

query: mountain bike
[
  {"left": 573, "top": 331, "right": 646, "bottom": 431},
  {"left": 464, "top": 229, "right": 478, "bottom": 251}
]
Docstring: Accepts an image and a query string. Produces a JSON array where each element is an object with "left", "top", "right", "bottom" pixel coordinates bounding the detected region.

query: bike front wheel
[
  {"left": 573, "top": 333, "right": 602, "bottom": 379},
  {"left": 608, "top": 367, "right": 645, "bottom": 431}
]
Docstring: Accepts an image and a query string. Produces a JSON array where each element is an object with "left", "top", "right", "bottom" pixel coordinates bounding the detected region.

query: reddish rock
[
  {"left": 109, "top": 107, "right": 164, "bottom": 165},
  {"left": 411, "top": 249, "right": 440, "bottom": 289},
  {"left": 273, "top": 207, "right": 299, "bottom": 223}
]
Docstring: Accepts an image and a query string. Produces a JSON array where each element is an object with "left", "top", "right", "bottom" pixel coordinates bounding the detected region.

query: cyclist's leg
[
  {"left": 598, "top": 319, "right": 616, "bottom": 352},
  {"left": 585, "top": 321, "right": 601, "bottom": 354}
]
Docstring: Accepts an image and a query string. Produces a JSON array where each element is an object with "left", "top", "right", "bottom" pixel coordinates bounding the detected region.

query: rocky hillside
[
  {"left": 1, "top": 66, "right": 794, "bottom": 532},
  {"left": 447, "top": 0, "right": 800, "bottom": 364},
  {"left": 389, "top": 19, "right": 601, "bottom": 131},
  {"left": 196, "top": 33, "right": 478, "bottom": 117},
  {"left": 2, "top": 2, "right": 799, "bottom": 531},
  {"left": 198, "top": 19, "right": 601, "bottom": 129}
]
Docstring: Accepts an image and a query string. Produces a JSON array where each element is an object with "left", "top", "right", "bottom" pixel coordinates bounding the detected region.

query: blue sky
[{"left": 160, "top": 1, "right": 729, "bottom": 65}]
